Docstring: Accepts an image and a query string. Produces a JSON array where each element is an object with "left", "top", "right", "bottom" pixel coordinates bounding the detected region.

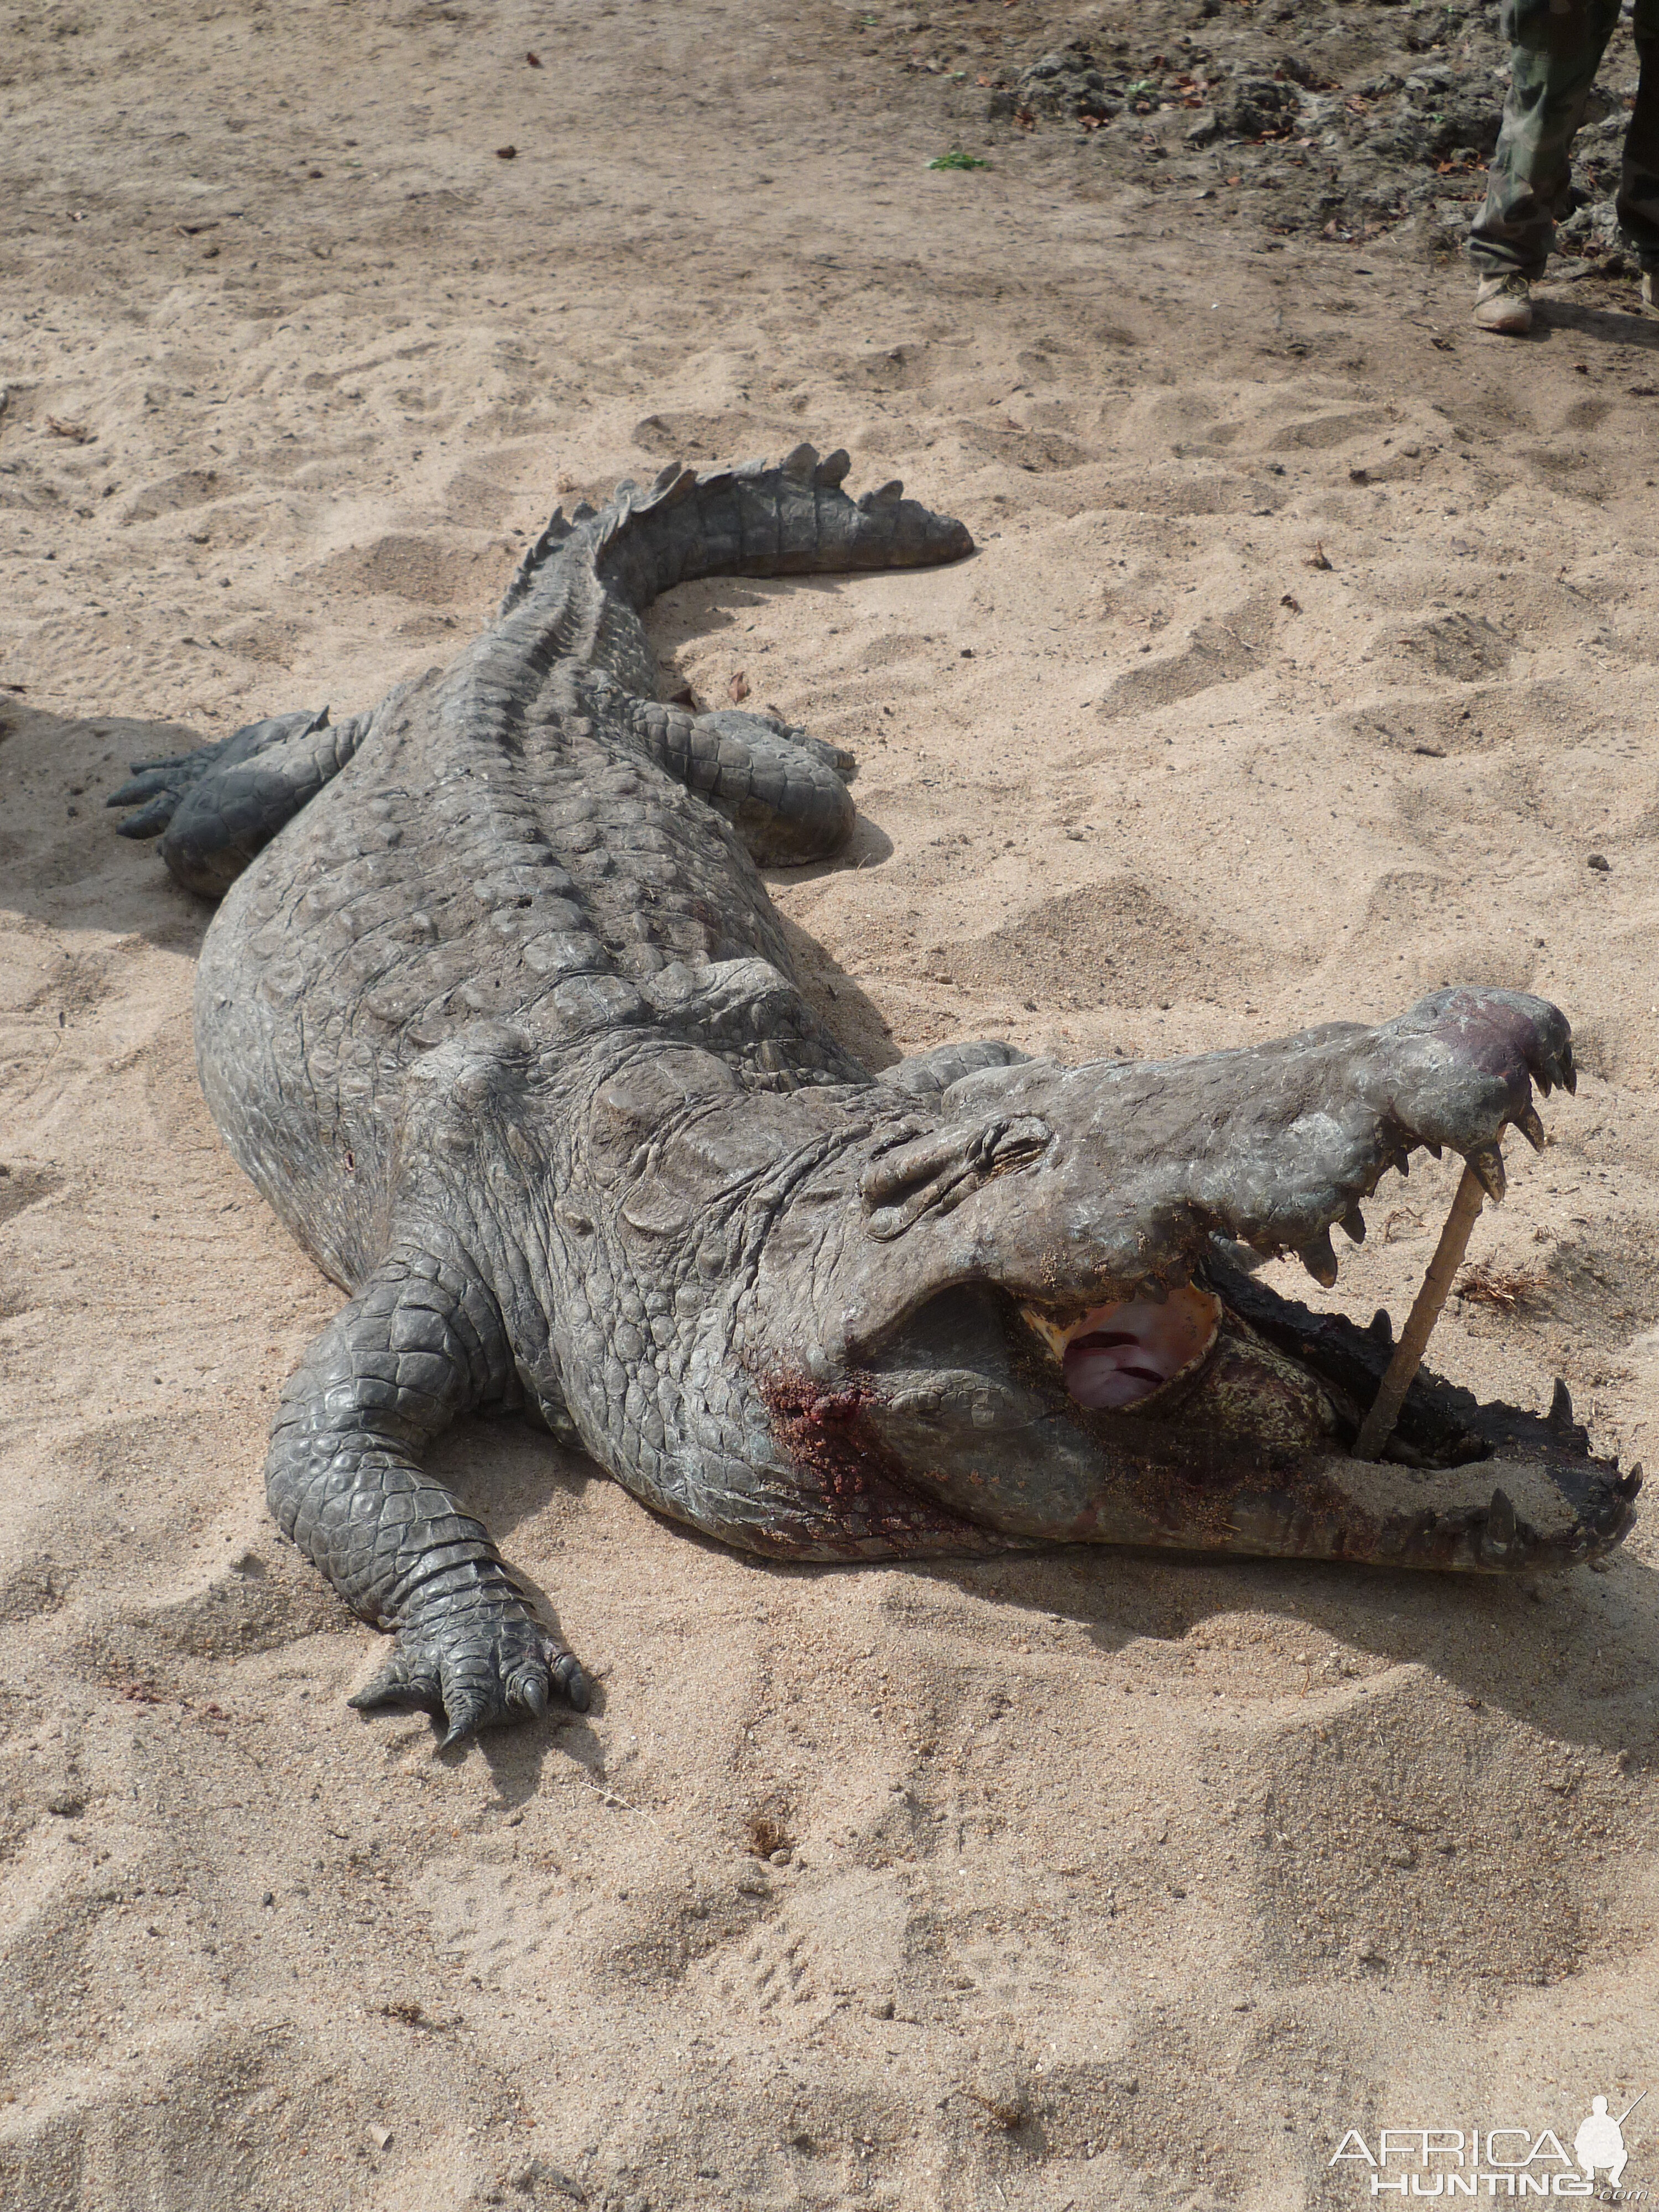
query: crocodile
[{"left": 109, "top": 444, "right": 1639, "bottom": 1744}]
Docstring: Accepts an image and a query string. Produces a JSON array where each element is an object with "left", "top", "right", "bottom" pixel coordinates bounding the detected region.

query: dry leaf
[
  {"left": 1307, "top": 541, "right": 1333, "bottom": 571},
  {"left": 746, "top": 1811, "right": 792, "bottom": 1857},
  {"left": 1454, "top": 1261, "right": 1543, "bottom": 1314},
  {"left": 495, "top": 144, "right": 518, "bottom": 160},
  {"left": 728, "top": 671, "right": 750, "bottom": 705},
  {"left": 45, "top": 417, "right": 95, "bottom": 443}
]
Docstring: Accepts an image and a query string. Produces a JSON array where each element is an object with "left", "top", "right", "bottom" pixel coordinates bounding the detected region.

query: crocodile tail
[
  {"left": 491, "top": 446, "right": 973, "bottom": 691},
  {"left": 594, "top": 444, "right": 975, "bottom": 601}
]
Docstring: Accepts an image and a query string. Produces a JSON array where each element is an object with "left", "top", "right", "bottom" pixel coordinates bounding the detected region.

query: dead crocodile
[{"left": 109, "top": 445, "right": 1639, "bottom": 1743}]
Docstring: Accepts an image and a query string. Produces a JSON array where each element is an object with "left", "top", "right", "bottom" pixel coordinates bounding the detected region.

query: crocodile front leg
[{"left": 267, "top": 1239, "right": 589, "bottom": 1744}]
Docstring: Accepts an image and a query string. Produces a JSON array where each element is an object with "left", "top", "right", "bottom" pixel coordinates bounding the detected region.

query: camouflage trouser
[{"left": 1467, "top": 0, "right": 1659, "bottom": 275}]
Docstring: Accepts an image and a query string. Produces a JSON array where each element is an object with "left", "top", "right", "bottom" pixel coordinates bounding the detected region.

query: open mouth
[
  {"left": 1022, "top": 1262, "right": 1369, "bottom": 1464},
  {"left": 1024, "top": 1284, "right": 1222, "bottom": 1411}
]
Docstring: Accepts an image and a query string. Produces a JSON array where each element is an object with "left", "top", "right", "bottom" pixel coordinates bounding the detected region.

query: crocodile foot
[
  {"left": 107, "top": 705, "right": 368, "bottom": 895},
  {"left": 349, "top": 1599, "right": 591, "bottom": 1747},
  {"left": 106, "top": 710, "right": 321, "bottom": 837}
]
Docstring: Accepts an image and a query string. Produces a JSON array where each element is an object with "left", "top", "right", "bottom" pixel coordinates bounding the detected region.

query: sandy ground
[{"left": 4, "top": 1, "right": 1659, "bottom": 2207}]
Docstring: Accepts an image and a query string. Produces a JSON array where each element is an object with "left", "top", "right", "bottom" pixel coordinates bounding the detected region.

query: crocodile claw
[
  {"left": 111, "top": 792, "right": 181, "bottom": 839},
  {"left": 107, "top": 745, "right": 221, "bottom": 835},
  {"left": 350, "top": 1651, "right": 443, "bottom": 1715},
  {"left": 349, "top": 1610, "right": 588, "bottom": 1743},
  {"left": 508, "top": 1667, "right": 549, "bottom": 1719},
  {"left": 106, "top": 709, "right": 328, "bottom": 847}
]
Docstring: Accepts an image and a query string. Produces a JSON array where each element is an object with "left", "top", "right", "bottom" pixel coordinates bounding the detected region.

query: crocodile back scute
[{"left": 195, "top": 660, "right": 812, "bottom": 1287}]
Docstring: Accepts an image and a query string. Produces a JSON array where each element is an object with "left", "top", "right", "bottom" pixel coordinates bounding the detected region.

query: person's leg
[
  {"left": 1469, "top": 0, "right": 1623, "bottom": 280},
  {"left": 1620, "top": 0, "right": 1659, "bottom": 290}
]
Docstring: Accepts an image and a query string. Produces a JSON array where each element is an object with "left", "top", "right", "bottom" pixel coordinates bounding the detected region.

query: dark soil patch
[{"left": 871, "top": 0, "right": 1642, "bottom": 262}]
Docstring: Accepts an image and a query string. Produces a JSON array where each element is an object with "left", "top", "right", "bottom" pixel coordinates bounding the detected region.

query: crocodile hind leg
[
  {"left": 624, "top": 695, "right": 858, "bottom": 863},
  {"left": 267, "top": 1233, "right": 589, "bottom": 1744},
  {"left": 877, "top": 1039, "right": 1033, "bottom": 1100},
  {"left": 107, "top": 703, "right": 371, "bottom": 896}
]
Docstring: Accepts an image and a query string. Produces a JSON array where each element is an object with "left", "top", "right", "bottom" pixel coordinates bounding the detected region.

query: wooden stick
[{"left": 1353, "top": 1163, "right": 1487, "bottom": 1462}]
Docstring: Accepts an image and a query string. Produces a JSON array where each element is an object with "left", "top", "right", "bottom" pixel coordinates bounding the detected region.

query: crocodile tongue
[{"left": 1024, "top": 1284, "right": 1221, "bottom": 1410}]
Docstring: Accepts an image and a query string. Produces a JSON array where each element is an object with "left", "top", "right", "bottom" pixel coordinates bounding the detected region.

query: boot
[{"left": 1473, "top": 273, "right": 1533, "bottom": 333}]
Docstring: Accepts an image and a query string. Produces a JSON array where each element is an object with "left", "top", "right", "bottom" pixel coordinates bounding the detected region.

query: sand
[{"left": 3, "top": 1, "right": 1659, "bottom": 2206}]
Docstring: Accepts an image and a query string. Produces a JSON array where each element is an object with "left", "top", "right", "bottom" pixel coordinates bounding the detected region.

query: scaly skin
[{"left": 110, "top": 445, "right": 1638, "bottom": 1745}]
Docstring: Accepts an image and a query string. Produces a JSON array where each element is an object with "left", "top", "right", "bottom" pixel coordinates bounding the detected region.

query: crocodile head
[{"left": 747, "top": 988, "right": 1639, "bottom": 1572}]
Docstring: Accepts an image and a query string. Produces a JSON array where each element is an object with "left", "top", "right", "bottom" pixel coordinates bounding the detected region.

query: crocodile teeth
[
  {"left": 1515, "top": 1102, "right": 1547, "bottom": 1153},
  {"left": 1481, "top": 1485, "right": 1517, "bottom": 1563},
  {"left": 1339, "top": 1204, "right": 1366, "bottom": 1244},
  {"left": 1466, "top": 1141, "right": 1506, "bottom": 1203},
  {"left": 1298, "top": 1230, "right": 1339, "bottom": 1288}
]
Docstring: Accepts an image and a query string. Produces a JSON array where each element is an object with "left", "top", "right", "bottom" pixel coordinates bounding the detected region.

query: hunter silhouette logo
[
  {"left": 1575, "top": 2096, "right": 1645, "bottom": 2192},
  {"left": 1332, "top": 2096, "right": 1646, "bottom": 2197}
]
